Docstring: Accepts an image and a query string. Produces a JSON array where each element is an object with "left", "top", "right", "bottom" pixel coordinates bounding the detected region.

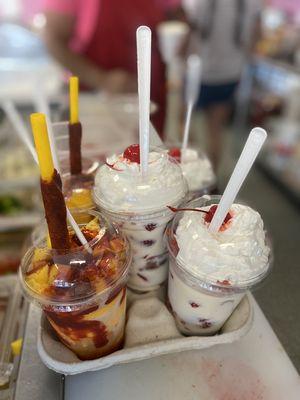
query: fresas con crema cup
[
  {"left": 166, "top": 195, "right": 272, "bottom": 335},
  {"left": 93, "top": 145, "right": 187, "bottom": 292}
]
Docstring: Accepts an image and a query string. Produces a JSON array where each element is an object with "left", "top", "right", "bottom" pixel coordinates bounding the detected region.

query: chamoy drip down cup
[
  {"left": 94, "top": 145, "right": 187, "bottom": 292},
  {"left": 19, "top": 211, "right": 131, "bottom": 360},
  {"left": 168, "top": 145, "right": 216, "bottom": 200},
  {"left": 166, "top": 195, "right": 272, "bottom": 336}
]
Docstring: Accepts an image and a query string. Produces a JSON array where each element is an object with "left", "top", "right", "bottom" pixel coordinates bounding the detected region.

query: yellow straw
[
  {"left": 30, "top": 113, "right": 54, "bottom": 182},
  {"left": 69, "top": 76, "right": 79, "bottom": 124}
]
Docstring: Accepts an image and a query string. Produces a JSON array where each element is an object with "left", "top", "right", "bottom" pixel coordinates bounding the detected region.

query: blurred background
[{"left": 0, "top": 0, "right": 300, "bottom": 395}]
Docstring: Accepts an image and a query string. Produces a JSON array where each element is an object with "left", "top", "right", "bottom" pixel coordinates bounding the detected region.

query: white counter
[{"left": 65, "top": 295, "right": 300, "bottom": 400}]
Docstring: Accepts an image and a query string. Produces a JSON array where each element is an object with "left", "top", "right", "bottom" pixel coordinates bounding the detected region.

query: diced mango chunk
[
  {"left": 11, "top": 338, "right": 23, "bottom": 356},
  {"left": 26, "top": 265, "right": 49, "bottom": 294},
  {"left": 66, "top": 189, "right": 93, "bottom": 209},
  {"left": 110, "top": 238, "right": 124, "bottom": 253},
  {"left": 33, "top": 248, "right": 50, "bottom": 263},
  {"left": 85, "top": 217, "right": 100, "bottom": 232}
]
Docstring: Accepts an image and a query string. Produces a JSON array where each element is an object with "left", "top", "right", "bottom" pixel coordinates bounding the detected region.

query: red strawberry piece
[
  {"left": 198, "top": 318, "right": 212, "bottom": 329},
  {"left": 123, "top": 144, "right": 140, "bottom": 163},
  {"left": 190, "top": 302, "right": 200, "bottom": 308},
  {"left": 169, "top": 235, "right": 179, "bottom": 255},
  {"left": 137, "top": 273, "right": 148, "bottom": 282},
  {"left": 204, "top": 205, "right": 232, "bottom": 230},
  {"left": 143, "top": 240, "right": 155, "bottom": 247},
  {"left": 145, "top": 223, "right": 157, "bottom": 231},
  {"left": 144, "top": 261, "right": 159, "bottom": 270},
  {"left": 168, "top": 147, "right": 181, "bottom": 162}
]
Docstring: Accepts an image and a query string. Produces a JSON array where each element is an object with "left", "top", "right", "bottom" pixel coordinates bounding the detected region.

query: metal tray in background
[{"left": 0, "top": 276, "right": 29, "bottom": 400}]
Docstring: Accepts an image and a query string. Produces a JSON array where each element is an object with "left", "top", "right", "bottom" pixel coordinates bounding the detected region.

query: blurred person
[
  {"left": 42, "top": 0, "right": 184, "bottom": 135},
  {"left": 187, "top": 0, "right": 262, "bottom": 169}
]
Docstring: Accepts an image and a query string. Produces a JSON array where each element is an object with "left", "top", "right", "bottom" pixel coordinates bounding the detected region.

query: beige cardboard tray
[{"left": 37, "top": 289, "right": 254, "bottom": 375}]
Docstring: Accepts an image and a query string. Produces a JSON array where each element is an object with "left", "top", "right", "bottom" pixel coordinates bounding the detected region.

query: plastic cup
[
  {"left": 19, "top": 211, "right": 131, "bottom": 360},
  {"left": 166, "top": 196, "right": 272, "bottom": 335},
  {"left": 101, "top": 209, "right": 174, "bottom": 292},
  {"left": 51, "top": 120, "right": 101, "bottom": 223},
  {"left": 93, "top": 149, "right": 187, "bottom": 292},
  {"left": 167, "top": 144, "right": 217, "bottom": 200},
  {"left": 61, "top": 156, "right": 100, "bottom": 224}
]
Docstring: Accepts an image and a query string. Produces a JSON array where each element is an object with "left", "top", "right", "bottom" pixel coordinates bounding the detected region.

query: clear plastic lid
[
  {"left": 166, "top": 195, "right": 272, "bottom": 293},
  {"left": 19, "top": 210, "right": 131, "bottom": 308},
  {"left": 166, "top": 143, "right": 216, "bottom": 193},
  {"left": 93, "top": 146, "right": 188, "bottom": 216}
]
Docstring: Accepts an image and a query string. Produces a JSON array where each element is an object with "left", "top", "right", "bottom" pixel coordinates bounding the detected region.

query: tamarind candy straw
[
  {"left": 69, "top": 76, "right": 82, "bottom": 175},
  {"left": 30, "top": 113, "right": 70, "bottom": 250}
]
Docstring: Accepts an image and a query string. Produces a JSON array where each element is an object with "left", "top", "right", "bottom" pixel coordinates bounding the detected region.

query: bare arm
[{"left": 43, "top": 11, "right": 136, "bottom": 92}]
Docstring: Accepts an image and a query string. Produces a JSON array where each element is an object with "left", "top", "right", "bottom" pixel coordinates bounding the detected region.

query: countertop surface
[
  {"left": 15, "top": 296, "right": 300, "bottom": 400},
  {"left": 64, "top": 296, "right": 300, "bottom": 400}
]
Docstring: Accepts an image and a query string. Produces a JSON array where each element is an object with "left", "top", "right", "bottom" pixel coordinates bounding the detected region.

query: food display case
[{"left": 249, "top": 56, "right": 300, "bottom": 206}]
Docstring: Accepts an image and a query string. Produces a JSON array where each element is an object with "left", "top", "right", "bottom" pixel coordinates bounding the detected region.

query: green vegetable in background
[{"left": 0, "top": 195, "right": 23, "bottom": 215}]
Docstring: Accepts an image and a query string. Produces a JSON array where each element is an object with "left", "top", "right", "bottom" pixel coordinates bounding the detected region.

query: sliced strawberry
[{"left": 204, "top": 205, "right": 232, "bottom": 230}]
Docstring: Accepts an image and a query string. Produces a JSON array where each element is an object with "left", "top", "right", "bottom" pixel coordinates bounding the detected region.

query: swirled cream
[
  {"left": 94, "top": 150, "right": 187, "bottom": 213},
  {"left": 176, "top": 204, "right": 270, "bottom": 284},
  {"left": 181, "top": 149, "right": 215, "bottom": 192}
]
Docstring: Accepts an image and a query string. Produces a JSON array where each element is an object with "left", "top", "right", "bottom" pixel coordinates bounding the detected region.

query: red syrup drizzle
[
  {"left": 167, "top": 205, "right": 232, "bottom": 231},
  {"left": 105, "top": 161, "right": 123, "bottom": 171},
  {"left": 105, "top": 144, "right": 140, "bottom": 171},
  {"left": 45, "top": 304, "right": 109, "bottom": 350}
]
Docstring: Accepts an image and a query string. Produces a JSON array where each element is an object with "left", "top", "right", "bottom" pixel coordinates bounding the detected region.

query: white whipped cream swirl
[
  {"left": 181, "top": 148, "right": 215, "bottom": 192},
  {"left": 94, "top": 151, "right": 187, "bottom": 213},
  {"left": 176, "top": 204, "right": 270, "bottom": 284}
]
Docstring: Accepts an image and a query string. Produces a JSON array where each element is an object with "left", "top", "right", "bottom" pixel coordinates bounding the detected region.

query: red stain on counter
[{"left": 200, "top": 357, "right": 270, "bottom": 400}]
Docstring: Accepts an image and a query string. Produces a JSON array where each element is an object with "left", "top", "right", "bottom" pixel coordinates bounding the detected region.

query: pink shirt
[{"left": 44, "top": 0, "right": 181, "bottom": 52}]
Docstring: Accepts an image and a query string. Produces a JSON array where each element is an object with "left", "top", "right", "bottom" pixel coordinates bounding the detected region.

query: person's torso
[
  {"left": 191, "top": 0, "right": 261, "bottom": 84},
  {"left": 83, "top": 0, "right": 165, "bottom": 74}
]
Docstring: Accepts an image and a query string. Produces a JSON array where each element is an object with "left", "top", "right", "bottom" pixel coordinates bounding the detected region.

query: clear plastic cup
[
  {"left": 166, "top": 196, "right": 272, "bottom": 335},
  {"left": 167, "top": 144, "right": 217, "bottom": 200},
  {"left": 19, "top": 211, "right": 131, "bottom": 360},
  {"left": 93, "top": 148, "right": 188, "bottom": 292},
  {"left": 101, "top": 208, "right": 175, "bottom": 292},
  {"left": 61, "top": 156, "right": 100, "bottom": 224}
]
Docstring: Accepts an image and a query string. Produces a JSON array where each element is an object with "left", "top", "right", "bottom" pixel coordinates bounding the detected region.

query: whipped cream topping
[
  {"left": 175, "top": 204, "right": 270, "bottom": 284},
  {"left": 181, "top": 149, "right": 215, "bottom": 192},
  {"left": 94, "top": 150, "right": 187, "bottom": 213}
]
